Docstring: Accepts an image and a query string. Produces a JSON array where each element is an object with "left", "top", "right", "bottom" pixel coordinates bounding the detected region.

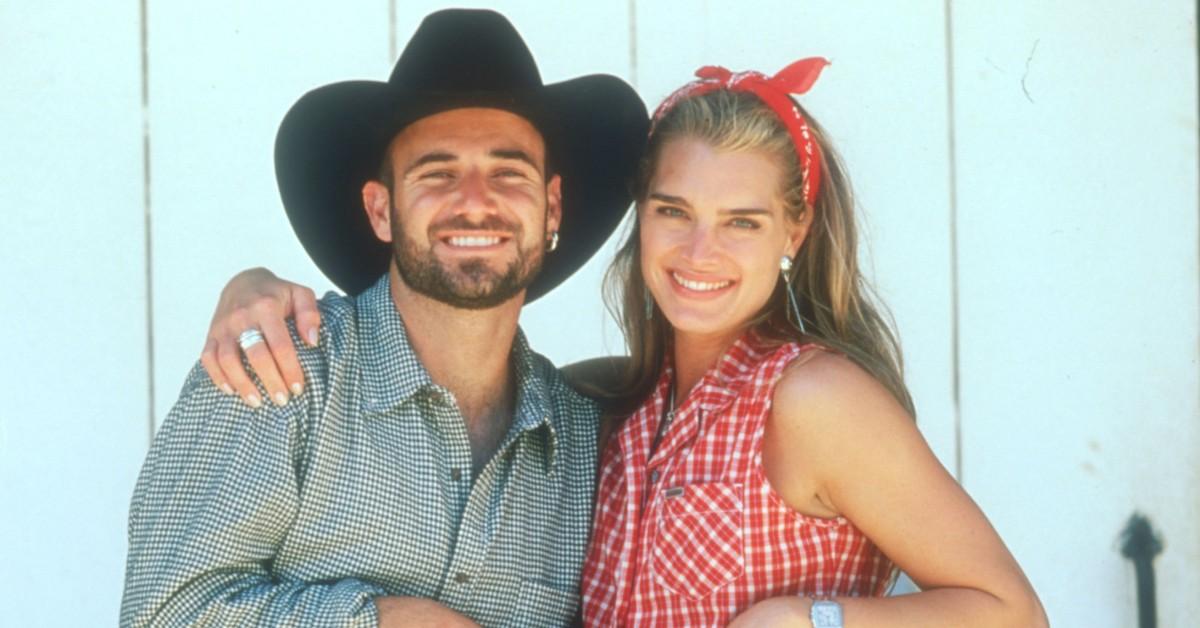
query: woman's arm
[
  {"left": 737, "top": 352, "right": 1047, "bottom": 628},
  {"left": 199, "top": 267, "right": 321, "bottom": 408}
]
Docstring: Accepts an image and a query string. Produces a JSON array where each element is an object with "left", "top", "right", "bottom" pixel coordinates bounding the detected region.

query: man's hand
[
  {"left": 375, "top": 597, "right": 481, "bottom": 628},
  {"left": 199, "top": 267, "right": 321, "bottom": 408}
]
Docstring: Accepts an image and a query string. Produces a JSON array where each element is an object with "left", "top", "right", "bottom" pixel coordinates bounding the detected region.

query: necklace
[{"left": 650, "top": 383, "right": 676, "bottom": 455}]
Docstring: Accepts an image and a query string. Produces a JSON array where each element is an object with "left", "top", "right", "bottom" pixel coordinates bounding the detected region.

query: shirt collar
[
  {"left": 355, "top": 274, "right": 560, "bottom": 472},
  {"left": 507, "top": 328, "right": 561, "bottom": 473},
  {"left": 357, "top": 275, "right": 434, "bottom": 412},
  {"left": 669, "top": 329, "right": 779, "bottom": 413}
]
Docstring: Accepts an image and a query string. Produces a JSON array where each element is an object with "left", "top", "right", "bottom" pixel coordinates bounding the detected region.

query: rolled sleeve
[{"left": 120, "top": 364, "right": 385, "bottom": 627}]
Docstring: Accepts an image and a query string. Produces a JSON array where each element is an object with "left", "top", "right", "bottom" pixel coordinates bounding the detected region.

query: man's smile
[{"left": 436, "top": 230, "right": 513, "bottom": 252}]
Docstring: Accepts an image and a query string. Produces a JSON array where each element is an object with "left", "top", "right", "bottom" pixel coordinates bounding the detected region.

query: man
[{"left": 120, "top": 10, "right": 646, "bottom": 627}]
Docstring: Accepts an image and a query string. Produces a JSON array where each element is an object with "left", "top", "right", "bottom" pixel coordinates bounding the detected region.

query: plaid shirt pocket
[{"left": 649, "top": 481, "right": 745, "bottom": 600}]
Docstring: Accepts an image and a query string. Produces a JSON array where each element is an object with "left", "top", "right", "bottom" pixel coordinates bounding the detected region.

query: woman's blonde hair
[{"left": 602, "top": 90, "right": 915, "bottom": 416}]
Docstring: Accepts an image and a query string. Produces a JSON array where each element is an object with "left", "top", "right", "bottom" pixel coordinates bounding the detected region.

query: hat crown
[{"left": 389, "top": 9, "right": 543, "bottom": 92}]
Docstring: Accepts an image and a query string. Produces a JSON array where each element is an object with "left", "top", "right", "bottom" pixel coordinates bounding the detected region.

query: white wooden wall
[{"left": 2, "top": 2, "right": 1196, "bottom": 626}]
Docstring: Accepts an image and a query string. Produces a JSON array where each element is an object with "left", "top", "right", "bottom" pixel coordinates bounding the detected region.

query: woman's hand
[
  {"left": 199, "top": 267, "right": 321, "bottom": 408},
  {"left": 726, "top": 596, "right": 811, "bottom": 627}
]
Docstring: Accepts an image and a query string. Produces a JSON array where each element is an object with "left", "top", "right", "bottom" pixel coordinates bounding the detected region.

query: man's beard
[{"left": 391, "top": 210, "right": 546, "bottom": 310}]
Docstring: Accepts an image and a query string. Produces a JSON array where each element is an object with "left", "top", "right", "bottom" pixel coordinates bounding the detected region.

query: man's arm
[
  {"left": 120, "top": 364, "right": 385, "bottom": 627},
  {"left": 559, "top": 356, "right": 630, "bottom": 399},
  {"left": 561, "top": 356, "right": 632, "bottom": 453}
]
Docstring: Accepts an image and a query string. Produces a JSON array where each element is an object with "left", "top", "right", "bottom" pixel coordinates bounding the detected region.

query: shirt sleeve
[{"left": 119, "top": 363, "right": 386, "bottom": 628}]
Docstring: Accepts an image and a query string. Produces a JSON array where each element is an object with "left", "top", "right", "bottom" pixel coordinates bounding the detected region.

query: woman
[{"left": 199, "top": 60, "right": 1046, "bottom": 626}]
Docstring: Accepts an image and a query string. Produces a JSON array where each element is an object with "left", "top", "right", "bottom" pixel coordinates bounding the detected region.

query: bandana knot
[{"left": 651, "top": 57, "right": 830, "bottom": 208}]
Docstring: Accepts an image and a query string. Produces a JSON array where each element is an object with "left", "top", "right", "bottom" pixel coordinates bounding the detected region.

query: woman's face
[{"left": 640, "top": 137, "right": 809, "bottom": 345}]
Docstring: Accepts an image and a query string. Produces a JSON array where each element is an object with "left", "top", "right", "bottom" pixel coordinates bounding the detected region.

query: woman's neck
[{"left": 671, "top": 327, "right": 746, "bottom": 402}]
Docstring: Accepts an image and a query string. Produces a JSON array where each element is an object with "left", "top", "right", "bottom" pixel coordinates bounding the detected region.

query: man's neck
[{"left": 388, "top": 266, "right": 523, "bottom": 473}]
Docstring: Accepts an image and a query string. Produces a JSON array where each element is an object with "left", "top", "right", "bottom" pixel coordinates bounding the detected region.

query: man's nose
[{"left": 454, "top": 169, "right": 498, "bottom": 216}]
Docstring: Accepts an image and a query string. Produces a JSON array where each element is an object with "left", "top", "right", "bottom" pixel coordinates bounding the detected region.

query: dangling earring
[
  {"left": 547, "top": 231, "right": 559, "bottom": 252},
  {"left": 644, "top": 286, "right": 654, "bottom": 320},
  {"left": 780, "top": 255, "right": 807, "bottom": 334}
]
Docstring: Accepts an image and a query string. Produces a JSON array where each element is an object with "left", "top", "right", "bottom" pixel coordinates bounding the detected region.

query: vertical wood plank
[
  {"left": 0, "top": 2, "right": 148, "bottom": 624},
  {"left": 952, "top": 2, "right": 1200, "bottom": 625},
  {"left": 148, "top": 1, "right": 391, "bottom": 422}
]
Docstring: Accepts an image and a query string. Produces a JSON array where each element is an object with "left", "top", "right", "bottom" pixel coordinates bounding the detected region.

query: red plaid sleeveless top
[{"left": 581, "top": 335, "right": 895, "bottom": 626}]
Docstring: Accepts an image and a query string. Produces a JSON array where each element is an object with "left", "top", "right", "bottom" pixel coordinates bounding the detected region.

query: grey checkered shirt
[{"left": 121, "top": 275, "right": 600, "bottom": 627}]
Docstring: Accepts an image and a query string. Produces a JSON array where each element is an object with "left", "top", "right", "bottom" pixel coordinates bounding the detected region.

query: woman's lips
[{"left": 668, "top": 269, "right": 736, "bottom": 297}]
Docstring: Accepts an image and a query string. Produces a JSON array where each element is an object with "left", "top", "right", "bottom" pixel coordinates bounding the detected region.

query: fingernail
[
  {"left": 246, "top": 393, "right": 262, "bottom": 408},
  {"left": 290, "top": 382, "right": 303, "bottom": 396},
  {"left": 221, "top": 383, "right": 234, "bottom": 395},
  {"left": 307, "top": 329, "right": 319, "bottom": 346},
  {"left": 273, "top": 392, "right": 289, "bottom": 406}
]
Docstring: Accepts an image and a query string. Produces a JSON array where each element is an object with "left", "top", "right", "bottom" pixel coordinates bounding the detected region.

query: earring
[
  {"left": 780, "top": 255, "right": 807, "bottom": 334},
  {"left": 644, "top": 286, "right": 654, "bottom": 320},
  {"left": 547, "top": 231, "right": 559, "bottom": 252}
]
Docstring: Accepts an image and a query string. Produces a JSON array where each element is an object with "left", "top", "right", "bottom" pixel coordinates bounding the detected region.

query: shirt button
[
  {"left": 454, "top": 572, "right": 470, "bottom": 584},
  {"left": 649, "top": 470, "right": 660, "bottom": 483},
  {"left": 450, "top": 468, "right": 463, "bottom": 481},
  {"left": 429, "top": 390, "right": 445, "bottom": 405}
]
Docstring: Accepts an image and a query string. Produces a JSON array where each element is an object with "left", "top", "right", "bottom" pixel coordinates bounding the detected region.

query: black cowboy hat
[{"left": 274, "top": 9, "right": 649, "bottom": 300}]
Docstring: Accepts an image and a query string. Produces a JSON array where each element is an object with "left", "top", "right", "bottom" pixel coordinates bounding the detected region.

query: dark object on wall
[{"left": 1119, "top": 512, "right": 1163, "bottom": 628}]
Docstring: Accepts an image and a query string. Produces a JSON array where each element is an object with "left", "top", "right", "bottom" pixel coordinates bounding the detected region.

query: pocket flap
[{"left": 663, "top": 481, "right": 743, "bottom": 517}]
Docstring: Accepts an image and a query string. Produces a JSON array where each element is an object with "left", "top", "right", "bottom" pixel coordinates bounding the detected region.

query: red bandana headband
[{"left": 651, "top": 57, "right": 830, "bottom": 208}]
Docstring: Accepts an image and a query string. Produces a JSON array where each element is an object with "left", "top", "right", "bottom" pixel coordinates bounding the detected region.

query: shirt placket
[
  {"left": 629, "top": 390, "right": 705, "bottom": 617},
  {"left": 430, "top": 385, "right": 550, "bottom": 616},
  {"left": 417, "top": 384, "right": 491, "bottom": 606},
  {"left": 646, "top": 390, "right": 703, "bottom": 486}
]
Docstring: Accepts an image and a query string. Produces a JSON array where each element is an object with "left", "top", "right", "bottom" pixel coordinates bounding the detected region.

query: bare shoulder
[
  {"left": 769, "top": 349, "right": 920, "bottom": 484},
  {"left": 773, "top": 350, "right": 910, "bottom": 431}
]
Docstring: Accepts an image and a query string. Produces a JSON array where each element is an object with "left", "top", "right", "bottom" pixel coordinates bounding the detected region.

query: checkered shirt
[
  {"left": 580, "top": 334, "right": 895, "bottom": 626},
  {"left": 121, "top": 275, "right": 600, "bottom": 627}
]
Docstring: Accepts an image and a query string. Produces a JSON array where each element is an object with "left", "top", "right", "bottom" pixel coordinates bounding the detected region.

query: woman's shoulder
[
  {"left": 766, "top": 346, "right": 921, "bottom": 507},
  {"left": 771, "top": 345, "right": 909, "bottom": 442}
]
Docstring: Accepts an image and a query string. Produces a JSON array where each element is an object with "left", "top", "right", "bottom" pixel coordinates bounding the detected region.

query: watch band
[{"left": 810, "top": 599, "right": 844, "bottom": 628}]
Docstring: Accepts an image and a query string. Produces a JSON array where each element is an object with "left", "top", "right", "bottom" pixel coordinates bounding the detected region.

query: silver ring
[{"left": 237, "top": 328, "right": 265, "bottom": 351}]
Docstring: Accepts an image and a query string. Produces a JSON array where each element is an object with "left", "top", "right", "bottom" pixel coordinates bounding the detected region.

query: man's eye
[
  {"left": 494, "top": 168, "right": 527, "bottom": 179},
  {"left": 420, "top": 170, "right": 455, "bottom": 180},
  {"left": 656, "top": 206, "right": 686, "bottom": 218}
]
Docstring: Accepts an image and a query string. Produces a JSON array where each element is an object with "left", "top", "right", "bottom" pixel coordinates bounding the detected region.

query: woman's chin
[{"left": 661, "top": 308, "right": 749, "bottom": 343}]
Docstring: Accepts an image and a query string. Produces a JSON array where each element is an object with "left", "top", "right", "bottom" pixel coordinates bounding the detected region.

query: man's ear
[
  {"left": 546, "top": 174, "right": 563, "bottom": 234},
  {"left": 362, "top": 181, "right": 393, "bottom": 243}
]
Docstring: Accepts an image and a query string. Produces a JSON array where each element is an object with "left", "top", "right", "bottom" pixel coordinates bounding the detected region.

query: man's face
[{"left": 363, "top": 108, "right": 562, "bottom": 309}]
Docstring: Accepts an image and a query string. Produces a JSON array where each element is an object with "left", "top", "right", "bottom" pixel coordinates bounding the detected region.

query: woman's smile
[
  {"left": 667, "top": 268, "right": 737, "bottom": 297},
  {"left": 641, "top": 137, "right": 804, "bottom": 340}
]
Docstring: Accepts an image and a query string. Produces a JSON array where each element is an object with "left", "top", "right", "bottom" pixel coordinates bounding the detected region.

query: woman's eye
[
  {"left": 730, "top": 218, "right": 760, "bottom": 230},
  {"left": 656, "top": 205, "right": 686, "bottom": 218}
]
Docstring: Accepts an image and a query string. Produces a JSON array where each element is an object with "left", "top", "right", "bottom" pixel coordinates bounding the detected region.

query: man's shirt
[{"left": 121, "top": 275, "right": 600, "bottom": 627}]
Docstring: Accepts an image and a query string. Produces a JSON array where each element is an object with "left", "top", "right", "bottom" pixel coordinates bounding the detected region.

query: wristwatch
[{"left": 810, "top": 599, "right": 843, "bottom": 628}]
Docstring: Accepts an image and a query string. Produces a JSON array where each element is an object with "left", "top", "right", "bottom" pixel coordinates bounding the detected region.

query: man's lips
[{"left": 435, "top": 231, "right": 512, "bottom": 250}]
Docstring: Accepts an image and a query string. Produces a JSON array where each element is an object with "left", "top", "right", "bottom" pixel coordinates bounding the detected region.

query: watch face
[{"left": 811, "top": 600, "right": 844, "bottom": 627}]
